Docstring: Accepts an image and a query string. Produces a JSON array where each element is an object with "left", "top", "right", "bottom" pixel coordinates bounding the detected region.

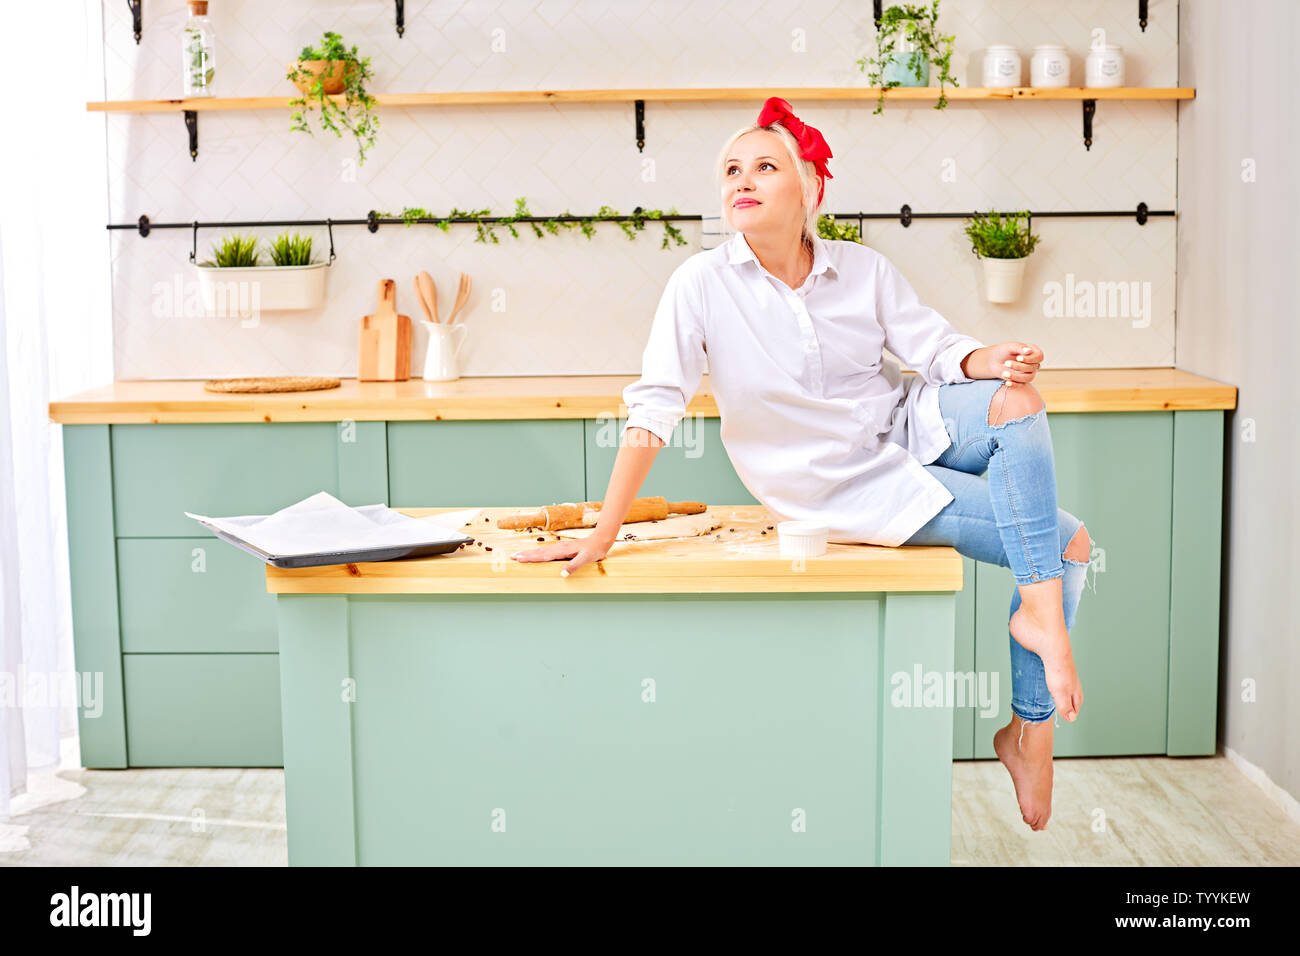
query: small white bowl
[{"left": 777, "top": 520, "right": 829, "bottom": 558}]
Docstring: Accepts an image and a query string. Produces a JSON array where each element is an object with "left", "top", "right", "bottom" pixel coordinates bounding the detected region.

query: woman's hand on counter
[
  {"left": 510, "top": 534, "right": 615, "bottom": 576},
  {"left": 965, "top": 343, "right": 1043, "bottom": 385}
]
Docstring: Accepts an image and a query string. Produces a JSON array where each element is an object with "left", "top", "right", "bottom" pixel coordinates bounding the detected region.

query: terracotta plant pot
[{"left": 290, "top": 60, "right": 356, "bottom": 95}]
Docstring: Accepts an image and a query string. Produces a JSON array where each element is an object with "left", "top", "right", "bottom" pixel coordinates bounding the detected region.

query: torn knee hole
[
  {"left": 1064, "top": 524, "right": 1090, "bottom": 562},
  {"left": 988, "top": 382, "right": 1046, "bottom": 427}
]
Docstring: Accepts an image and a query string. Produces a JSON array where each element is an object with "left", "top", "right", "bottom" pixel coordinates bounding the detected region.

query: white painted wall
[
  {"left": 98, "top": 0, "right": 1179, "bottom": 379},
  {"left": 1177, "top": 0, "right": 1299, "bottom": 805}
]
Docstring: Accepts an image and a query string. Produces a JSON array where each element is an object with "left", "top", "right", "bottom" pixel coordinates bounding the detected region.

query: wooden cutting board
[{"left": 358, "top": 279, "right": 412, "bottom": 381}]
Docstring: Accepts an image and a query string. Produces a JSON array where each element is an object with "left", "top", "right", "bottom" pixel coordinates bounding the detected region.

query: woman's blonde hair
[{"left": 716, "top": 121, "right": 824, "bottom": 252}]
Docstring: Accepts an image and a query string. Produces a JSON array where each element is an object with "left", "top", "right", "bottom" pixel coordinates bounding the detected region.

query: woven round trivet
[{"left": 203, "top": 376, "right": 342, "bottom": 393}]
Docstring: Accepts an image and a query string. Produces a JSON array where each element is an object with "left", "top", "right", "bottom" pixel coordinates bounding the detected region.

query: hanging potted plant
[
  {"left": 287, "top": 31, "right": 380, "bottom": 165},
  {"left": 857, "top": 1, "right": 959, "bottom": 114},
  {"left": 194, "top": 231, "right": 330, "bottom": 314},
  {"left": 963, "top": 211, "right": 1041, "bottom": 304}
]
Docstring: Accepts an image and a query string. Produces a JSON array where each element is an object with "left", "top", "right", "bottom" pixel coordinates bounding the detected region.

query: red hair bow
[{"left": 756, "top": 96, "right": 834, "bottom": 205}]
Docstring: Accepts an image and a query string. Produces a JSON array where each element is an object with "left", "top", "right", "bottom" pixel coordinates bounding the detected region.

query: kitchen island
[{"left": 266, "top": 504, "right": 965, "bottom": 866}]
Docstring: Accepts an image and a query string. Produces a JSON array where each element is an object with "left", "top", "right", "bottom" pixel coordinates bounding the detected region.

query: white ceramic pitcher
[{"left": 422, "top": 321, "right": 468, "bottom": 381}]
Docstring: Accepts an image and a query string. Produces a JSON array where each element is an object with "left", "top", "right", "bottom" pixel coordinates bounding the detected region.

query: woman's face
[{"left": 722, "top": 129, "right": 806, "bottom": 238}]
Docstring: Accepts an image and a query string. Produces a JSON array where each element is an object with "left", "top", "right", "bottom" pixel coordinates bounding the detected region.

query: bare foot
[
  {"left": 993, "top": 715, "right": 1055, "bottom": 830},
  {"left": 1009, "top": 604, "right": 1083, "bottom": 721}
]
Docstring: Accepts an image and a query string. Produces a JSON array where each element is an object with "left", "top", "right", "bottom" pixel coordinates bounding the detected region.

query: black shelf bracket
[
  {"left": 1136, "top": 202, "right": 1149, "bottom": 225},
  {"left": 1139, "top": 0, "right": 1149, "bottom": 31},
  {"left": 395, "top": 0, "right": 405, "bottom": 37},
  {"left": 127, "top": 0, "right": 142, "bottom": 44},
  {"left": 184, "top": 110, "right": 199, "bottom": 161},
  {"left": 899, "top": 204, "right": 913, "bottom": 228},
  {"left": 1082, "top": 98, "right": 1096, "bottom": 150},
  {"left": 137, "top": 214, "right": 151, "bottom": 237},
  {"left": 873, "top": 0, "right": 883, "bottom": 29},
  {"left": 367, "top": 210, "right": 380, "bottom": 233},
  {"left": 634, "top": 100, "right": 645, "bottom": 152}
]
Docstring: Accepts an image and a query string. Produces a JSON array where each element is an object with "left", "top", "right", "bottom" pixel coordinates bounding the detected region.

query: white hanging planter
[
  {"left": 980, "top": 256, "right": 1028, "bottom": 304},
  {"left": 193, "top": 262, "right": 330, "bottom": 315}
]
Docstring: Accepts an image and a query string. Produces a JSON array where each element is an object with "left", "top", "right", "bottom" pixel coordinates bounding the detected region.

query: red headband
[{"left": 756, "top": 96, "right": 834, "bottom": 205}]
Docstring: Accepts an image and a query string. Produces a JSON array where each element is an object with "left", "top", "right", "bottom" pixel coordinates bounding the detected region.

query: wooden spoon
[
  {"left": 445, "top": 272, "right": 472, "bottom": 325},
  {"left": 415, "top": 271, "right": 439, "bottom": 323}
]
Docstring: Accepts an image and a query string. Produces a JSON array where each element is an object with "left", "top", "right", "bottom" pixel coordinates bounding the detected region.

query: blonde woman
[{"left": 511, "top": 98, "right": 1091, "bottom": 831}]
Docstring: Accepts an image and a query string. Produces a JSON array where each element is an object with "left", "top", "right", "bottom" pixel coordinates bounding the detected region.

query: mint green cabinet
[
  {"left": 62, "top": 407, "right": 1225, "bottom": 771},
  {"left": 123, "top": 653, "right": 283, "bottom": 767},
  {"left": 117, "top": 538, "right": 277, "bottom": 653},
  {"left": 388, "top": 420, "right": 586, "bottom": 507},
  {"left": 111, "top": 422, "right": 383, "bottom": 537},
  {"left": 583, "top": 417, "right": 756, "bottom": 504},
  {"left": 962, "top": 411, "right": 1208, "bottom": 758}
]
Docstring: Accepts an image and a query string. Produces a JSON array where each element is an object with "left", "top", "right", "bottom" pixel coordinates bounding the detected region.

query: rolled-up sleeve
[
  {"left": 621, "top": 264, "right": 708, "bottom": 446},
  {"left": 875, "top": 253, "right": 984, "bottom": 386}
]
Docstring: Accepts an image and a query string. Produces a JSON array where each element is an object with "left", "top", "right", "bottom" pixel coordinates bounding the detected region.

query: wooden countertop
[
  {"left": 49, "top": 369, "right": 1236, "bottom": 424},
  {"left": 264, "top": 505, "right": 965, "bottom": 595}
]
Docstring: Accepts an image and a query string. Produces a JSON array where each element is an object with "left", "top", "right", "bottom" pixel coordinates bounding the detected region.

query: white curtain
[{"left": 0, "top": 1, "right": 113, "bottom": 818}]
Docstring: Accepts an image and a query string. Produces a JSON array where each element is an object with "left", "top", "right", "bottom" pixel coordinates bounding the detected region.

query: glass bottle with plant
[
  {"left": 963, "top": 210, "right": 1041, "bottom": 304},
  {"left": 857, "top": 1, "right": 958, "bottom": 114},
  {"left": 181, "top": 1, "right": 215, "bottom": 97},
  {"left": 287, "top": 31, "right": 380, "bottom": 165}
]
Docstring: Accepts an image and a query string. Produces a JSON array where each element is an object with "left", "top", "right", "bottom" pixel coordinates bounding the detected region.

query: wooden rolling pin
[{"left": 497, "top": 495, "right": 706, "bottom": 532}]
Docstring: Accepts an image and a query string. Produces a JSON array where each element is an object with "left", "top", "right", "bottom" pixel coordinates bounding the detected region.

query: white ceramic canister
[
  {"left": 982, "top": 45, "right": 1022, "bottom": 87},
  {"left": 1030, "top": 44, "right": 1070, "bottom": 88},
  {"left": 1085, "top": 44, "right": 1125, "bottom": 87},
  {"left": 777, "top": 520, "right": 829, "bottom": 558}
]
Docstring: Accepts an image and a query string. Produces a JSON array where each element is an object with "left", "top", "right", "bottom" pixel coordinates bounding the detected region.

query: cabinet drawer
[
  {"left": 111, "top": 422, "right": 352, "bottom": 537},
  {"left": 584, "top": 417, "right": 756, "bottom": 504},
  {"left": 387, "top": 420, "right": 586, "bottom": 507},
  {"left": 123, "top": 653, "right": 283, "bottom": 767},
  {"left": 117, "top": 538, "right": 276, "bottom": 653}
]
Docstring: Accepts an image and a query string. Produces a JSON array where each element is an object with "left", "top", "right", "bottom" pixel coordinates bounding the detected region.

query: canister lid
[{"left": 188, "top": 1, "right": 209, "bottom": 14}]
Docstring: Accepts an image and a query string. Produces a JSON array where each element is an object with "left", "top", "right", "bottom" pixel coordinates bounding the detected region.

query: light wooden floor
[{"left": 3, "top": 738, "right": 1297, "bottom": 865}]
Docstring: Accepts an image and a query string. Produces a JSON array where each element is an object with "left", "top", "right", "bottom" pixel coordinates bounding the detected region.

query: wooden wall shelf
[{"left": 86, "top": 86, "right": 1195, "bottom": 159}]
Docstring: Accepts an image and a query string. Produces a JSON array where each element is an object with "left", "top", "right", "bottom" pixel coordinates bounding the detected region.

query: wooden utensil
[
  {"left": 415, "top": 271, "right": 439, "bottom": 323},
  {"left": 496, "top": 495, "right": 706, "bottom": 532},
  {"left": 358, "top": 279, "right": 412, "bottom": 381},
  {"left": 445, "top": 272, "right": 472, "bottom": 325}
]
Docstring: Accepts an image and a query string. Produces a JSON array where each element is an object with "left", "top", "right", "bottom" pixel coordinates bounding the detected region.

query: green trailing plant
[
  {"left": 287, "top": 31, "right": 380, "bottom": 165},
  {"left": 817, "top": 214, "right": 863, "bottom": 243},
  {"left": 857, "top": 1, "right": 959, "bottom": 114},
  {"left": 376, "top": 197, "right": 689, "bottom": 250},
  {"left": 962, "top": 210, "right": 1041, "bottom": 259},
  {"left": 268, "top": 231, "right": 316, "bottom": 266},
  {"left": 198, "top": 233, "right": 261, "bottom": 268}
]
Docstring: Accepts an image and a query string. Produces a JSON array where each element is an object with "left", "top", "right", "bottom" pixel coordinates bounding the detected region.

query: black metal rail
[{"left": 108, "top": 204, "right": 1174, "bottom": 261}]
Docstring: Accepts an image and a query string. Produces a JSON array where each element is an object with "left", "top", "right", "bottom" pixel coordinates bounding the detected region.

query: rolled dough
[{"left": 554, "top": 510, "right": 723, "bottom": 541}]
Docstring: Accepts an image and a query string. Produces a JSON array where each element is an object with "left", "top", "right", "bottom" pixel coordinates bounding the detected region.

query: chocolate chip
[
  {"left": 760, "top": 530, "right": 767, "bottom": 535},
  {"left": 537, "top": 536, "right": 545, "bottom": 541},
  {"left": 485, "top": 546, "right": 492, "bottom": 551}
]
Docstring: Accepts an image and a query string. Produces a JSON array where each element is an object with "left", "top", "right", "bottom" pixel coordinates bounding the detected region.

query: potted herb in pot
[
  {"left": 963, "top": 210, "right": 1041, "bottom": 304},
  {"left": 858, "top": 1, "right": 959, "bottom": 114},
  {"left": 287, "top": 31, "right": 380, "bottom": 165},
  {"left": 194, "top": 231, "right": 330, "bottom": 313}
]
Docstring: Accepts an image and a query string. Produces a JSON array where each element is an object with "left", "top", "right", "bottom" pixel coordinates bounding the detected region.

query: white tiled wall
[{"left": 99, "top": 0, "right": 1180, "bottom": 379}]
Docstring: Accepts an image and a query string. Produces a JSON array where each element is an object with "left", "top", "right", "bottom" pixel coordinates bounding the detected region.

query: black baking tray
[{"left": 195, "top": 520, "right": 475, "bottom": 569}]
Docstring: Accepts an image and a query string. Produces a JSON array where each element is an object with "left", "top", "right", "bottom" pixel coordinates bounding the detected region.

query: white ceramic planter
[
  {"left": 193, "top": 262, "right": 329, "bottom": 315},
  {"left": 981, "top": 256, "right": 1028, "bottom": 303}
]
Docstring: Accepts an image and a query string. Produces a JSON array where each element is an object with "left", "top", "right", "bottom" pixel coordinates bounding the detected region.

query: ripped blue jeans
[{"left": 902, "top": 378, "right": 1090, "bottom": 724}]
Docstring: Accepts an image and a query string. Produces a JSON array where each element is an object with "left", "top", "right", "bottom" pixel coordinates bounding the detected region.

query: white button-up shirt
[{"left": 620, "top": 230, "right": 986, "bottom": 547}]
